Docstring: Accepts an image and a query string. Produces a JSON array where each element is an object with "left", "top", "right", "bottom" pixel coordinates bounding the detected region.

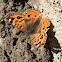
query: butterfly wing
[
  {"left": 30, "top": 33, "right": 47, "bottom": 48},
  {"left": 6, "top": 13, "right": 26, "bottom": 32},
  {"left": 23, "top": 9, "right": 42, "bottom": 35},
  {"left": 41, "top": 18, "right": 50, "bottom": 33}
]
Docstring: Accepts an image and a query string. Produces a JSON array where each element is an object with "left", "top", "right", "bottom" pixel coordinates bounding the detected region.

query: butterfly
[{"left": 5, "top": 9, "right": 50, "bottom": 48}]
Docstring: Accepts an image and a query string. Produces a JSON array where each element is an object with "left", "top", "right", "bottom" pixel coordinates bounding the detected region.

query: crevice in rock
[
  {"left": 4, "top": 50, "right": 11, "bottom": 62},
  {"left": 13, "top": 38, "right": 18, "bottom": 46}
]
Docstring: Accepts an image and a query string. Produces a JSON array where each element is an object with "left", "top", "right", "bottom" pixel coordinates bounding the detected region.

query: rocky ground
[{"left": 0, "top": 0, "right": 62, "bottom": 62}]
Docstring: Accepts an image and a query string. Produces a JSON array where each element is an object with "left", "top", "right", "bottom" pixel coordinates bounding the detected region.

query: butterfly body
[{"left": 6, "top": 9, "right": 50, "bottom": 48}]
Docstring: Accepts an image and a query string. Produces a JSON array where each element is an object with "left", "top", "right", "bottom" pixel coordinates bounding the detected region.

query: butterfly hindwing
[{"left": 30, "top": 33, "right": 47, "bottom": 48}]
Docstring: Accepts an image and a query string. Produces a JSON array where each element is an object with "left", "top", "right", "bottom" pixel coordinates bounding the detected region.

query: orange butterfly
[{"left": 6, "top": 9, "right": 50, "bottom": 48}]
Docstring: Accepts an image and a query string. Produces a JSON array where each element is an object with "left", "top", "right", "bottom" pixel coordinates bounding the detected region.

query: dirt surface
[{"left": 0, "top": 0, "right": 62, "bottom": 62}]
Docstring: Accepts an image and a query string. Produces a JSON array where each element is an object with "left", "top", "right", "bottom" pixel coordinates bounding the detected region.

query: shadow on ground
[{"left": 45, "top": 22, "right": 61, "bottom": 54}]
